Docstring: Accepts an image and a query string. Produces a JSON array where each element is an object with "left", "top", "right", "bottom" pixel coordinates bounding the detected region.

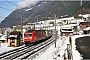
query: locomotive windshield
[{"left": 24, "top": 33, "right": 32, "bottom": 36}]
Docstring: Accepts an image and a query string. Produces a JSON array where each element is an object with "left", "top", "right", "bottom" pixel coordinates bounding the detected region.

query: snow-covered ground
[
  {"left": 0, "top": 43, "right": 26, "bottom": 54},
  {"left": 0, "top": 43, "right": 15, "bottom": 53},
  {"left": 34, "top": 34, "right": 90, "bottom": 60},
  {"left": 35, "top": 36, "right": 69, "bottom": 60}
]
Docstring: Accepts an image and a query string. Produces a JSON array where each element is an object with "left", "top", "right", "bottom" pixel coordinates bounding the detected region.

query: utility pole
[
  {"left": 21, "top": 16, "right": 23, "bottom": 34},
  {"left": 54, "top": 15, "right": 56, "bottom": 47},
  {"left": 42, "top": 15, "right": 57, "bottom": 47},
  {"left": 21, "top": 16, "right": 23, "bottom": 45}
]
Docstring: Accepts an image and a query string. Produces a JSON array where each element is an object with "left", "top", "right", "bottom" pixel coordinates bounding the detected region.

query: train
[{"left": 24, "top": 30, "right": 53, "bottom": 45}]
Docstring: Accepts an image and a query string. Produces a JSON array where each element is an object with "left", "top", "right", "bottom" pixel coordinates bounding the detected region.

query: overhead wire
[
  {"left": 5, "top": 0, "right": 22, "bottom": 8},
  {"left": 0, "top": 6, "right": 22, "bottom": 19},
  {"left": 4, "top": 0, "right": 39, "bottom": 23},
  {"left": 0, "top": 0, "right": 25, "bottom": 19},
  {"left": 0, "top": 6, "right": 13, "bottom": 11},
  {"left": 22, "top": 0, "right": 31, "bottom": 6},
  {"left": 22, "top": 0, "right": 34, "bottom": 8},
  {"left": 1, "top": 0, "right": 39, "bottom": 23},
  {"left": 4, "top": 0, "right": 32, "bottom": 15},
  {"left": 0, "top": 6, "right": 14, "bottom": 19}
]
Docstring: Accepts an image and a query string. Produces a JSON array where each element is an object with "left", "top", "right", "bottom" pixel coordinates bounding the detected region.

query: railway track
[
  {"left": 0, "top": 45, "right": 30, "bottom": 59},
  {"left": 0, "top": 35, "right": 55, "bottom": 60}
]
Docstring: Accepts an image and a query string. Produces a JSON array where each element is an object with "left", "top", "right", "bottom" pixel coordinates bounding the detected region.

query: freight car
[{"left": 24, "top": 30, "right": 53, "bottom": 45}]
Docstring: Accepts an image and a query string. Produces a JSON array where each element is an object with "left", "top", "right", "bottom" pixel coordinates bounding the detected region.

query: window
[{"left": 24, "top": 34, "right": 32, "bottom": 36}]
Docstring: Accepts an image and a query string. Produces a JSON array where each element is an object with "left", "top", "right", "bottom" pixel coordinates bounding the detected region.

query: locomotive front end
[{"left": 24, "top": 31, "right": 34, "bottom": 44}]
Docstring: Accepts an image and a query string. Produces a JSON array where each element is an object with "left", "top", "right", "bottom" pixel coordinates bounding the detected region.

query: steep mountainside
[
  {"left": 78, "top": 1, "right": 90, "bottom": 14},
  {"left": 0, "top": 1, "right": 89, "bottom": 28}
]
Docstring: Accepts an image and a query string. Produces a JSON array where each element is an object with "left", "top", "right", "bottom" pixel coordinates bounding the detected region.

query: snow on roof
[
  {"left": 36, "top": 21, "right": 45, "bottom": 24},
  {"left": 79, "top": 14, "right": 90, "bottom": 18},
  {"left": 0, "top": 34, "right": 3, "bottom": 36},
  {"left": 0, "top": 35, "right": 7, "bottom": 40},
  {"left": 59, "top": 17, "right": 74, "bottom": 21},
  {"left": 62, "top": 24, "right": 77, "bottom": 28},
  {"left": 8, "top": 35, "right": 18, "bottom": 38},
  {"left": 61, "top": 28, "right": 73, "bottom": 33},
  {"left": 83, "top": 27, "right": 90, "bottom": 30}
]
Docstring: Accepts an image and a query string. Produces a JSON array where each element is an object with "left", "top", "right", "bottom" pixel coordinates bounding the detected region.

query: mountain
[
  {"left": 0, "top": 1, "right": 89, "bottom": 28},
  {"left": 78, "top": 1, "right": 90, "bottom": 14}
]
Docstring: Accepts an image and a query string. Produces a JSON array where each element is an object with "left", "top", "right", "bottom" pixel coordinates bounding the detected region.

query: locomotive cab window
[{"left": 24, "top": 34, "right": 32, "bottom": 36}]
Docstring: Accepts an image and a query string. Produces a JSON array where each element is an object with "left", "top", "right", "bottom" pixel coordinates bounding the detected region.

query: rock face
[{"left": 0, "top": 1, "right": 90, "bottom": 28}]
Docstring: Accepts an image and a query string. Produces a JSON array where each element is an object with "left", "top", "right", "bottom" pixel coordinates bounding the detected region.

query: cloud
[{"left": 15, "top": 0, "right": 40, "bottom": 9}]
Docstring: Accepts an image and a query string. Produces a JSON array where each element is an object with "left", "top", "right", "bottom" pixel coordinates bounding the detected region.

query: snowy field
[
  {"left": 0, "top": 43, "right": 15, "bottom": 53},
  {"left": 0, "top": 43, "right": 25, "bottom": 54}
]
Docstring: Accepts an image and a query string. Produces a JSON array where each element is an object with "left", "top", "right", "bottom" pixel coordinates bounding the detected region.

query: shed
[{"left": 8, "top": 31, "right": 22, "bottom": 47}]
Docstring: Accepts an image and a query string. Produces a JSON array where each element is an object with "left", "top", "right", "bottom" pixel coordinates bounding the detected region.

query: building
[
  {"left": 83, "top": 27, "right": 90, "bottom": 34},
  {"left": 60, "top": 27, "right": 73, "bottom": 36},
  {"left": 79, "top": 22, "right": 90, "bottom": 30},
  {"left": 0, "top": 34, "right": 7, "bottom": 43},
  {"left": 7, "top": 31, "right": 22, "bottom": 47}
]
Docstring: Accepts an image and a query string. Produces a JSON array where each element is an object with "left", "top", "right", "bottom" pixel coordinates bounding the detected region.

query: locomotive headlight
[
  {"left": 29, "top": 37, "right": 32, "bottom": 39},
  {"left": 70, "top": 33, "right": 73, "bottom": 36},
  {"left": 63, "top": 33, "right": 65, "bottom": 36}
]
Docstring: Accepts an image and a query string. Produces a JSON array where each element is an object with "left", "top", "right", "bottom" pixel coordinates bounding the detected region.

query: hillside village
[
  {"left": 0, "top": 14, "right": 90, "bottom": 42},
  {"left": 0, "top": 13, "right": 90, "bottom": 60}
]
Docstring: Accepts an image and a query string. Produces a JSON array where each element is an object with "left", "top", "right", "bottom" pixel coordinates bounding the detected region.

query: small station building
[{"left": 7, "top": 31, "right": 22, "bottom": 47}]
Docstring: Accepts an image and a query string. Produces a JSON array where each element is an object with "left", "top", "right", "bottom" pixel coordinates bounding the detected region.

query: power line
[
  {"left": 5, "top": 0, "right": 33, "bottom": 9},
  {"left": 22, "top": 0, "right": 31, "bottom": 6},
  {"left": 0, "top": 6, "right": 23, "bottom": 15},
  {"left": 0, "top": 15, "right": 19, "bottom": 19},
  {"left": 0, "top": 6, "right": 13, "bottom": 11},
  {"left": 22, "top": 0, "right": 35, "bottom": 8},
  {"left": 4, "top": 0, "right": 32, "bottom": 14},
  {"left": 1, "top": 0, "right": 39, "bottom": 23},
  {"left": 0, "top": 0, "right": 28, "bottom": 17},
  {"left": 5, "top": 0, "right": 21, "bottom": 8}
]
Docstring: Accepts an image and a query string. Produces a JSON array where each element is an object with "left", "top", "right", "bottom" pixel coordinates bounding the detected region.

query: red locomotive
[{"left": 24, "top": 30, "right": 52, "bottom": 45}]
